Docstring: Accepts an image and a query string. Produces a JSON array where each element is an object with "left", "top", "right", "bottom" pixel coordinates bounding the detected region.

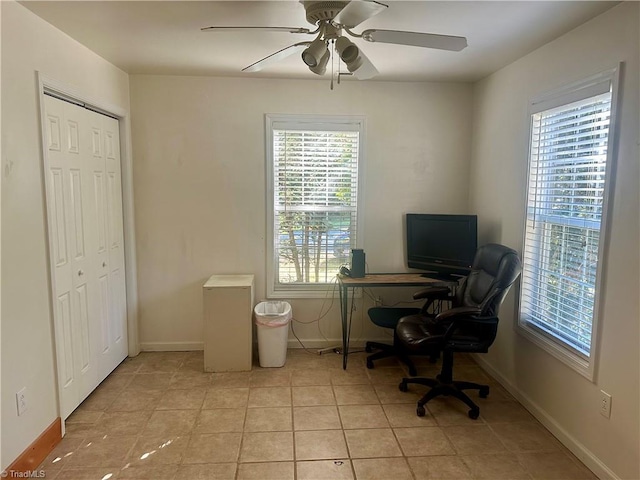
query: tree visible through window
[
  {"left": 266, "top": 115, "right": 363, "bottom": 297},
  {"left": 518, "top": 69, "right": 618, "bottom": 378}
]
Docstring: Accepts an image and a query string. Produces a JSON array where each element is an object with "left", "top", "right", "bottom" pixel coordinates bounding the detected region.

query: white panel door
[
  {"left": 84, "top": 109, "right": 128, "bottom": 379},
  {"left": 43, "top": 95, "right": 127, "bottom": 418},
  {"left": 44, "top": 96, "right": 97, "bottom": 419}
]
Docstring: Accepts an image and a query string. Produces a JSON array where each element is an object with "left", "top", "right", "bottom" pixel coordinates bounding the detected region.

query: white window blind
[
  {"left": 266, "top": 115, "right": 363, "bottom": 296},
  {"left": 520, "top": 84, "right": 613, "bottom": 362}
]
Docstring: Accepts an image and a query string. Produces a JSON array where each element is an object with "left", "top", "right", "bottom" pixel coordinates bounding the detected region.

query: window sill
[{"left": 515, "top": 321, "right": 596, "bottom": 382}]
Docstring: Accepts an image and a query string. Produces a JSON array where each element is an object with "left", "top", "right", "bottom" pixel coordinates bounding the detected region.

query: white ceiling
[{"left": 20, "top": 0, "right": 618, "bottom": 82}]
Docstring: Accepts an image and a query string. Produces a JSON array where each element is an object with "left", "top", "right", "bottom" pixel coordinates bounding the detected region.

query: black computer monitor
[{"left": 406, "top": 213, "right": 478, "bottom": 280}]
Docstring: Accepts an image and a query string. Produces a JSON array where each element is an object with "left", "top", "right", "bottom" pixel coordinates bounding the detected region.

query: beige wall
[
  {"left": 0, "top": 2, "right": 131, "bottom": 467},
  {"left": 129, "top": 75, "right": 473, "bottom": 350},
  {"left": 469, "top": 3, "right": 639, "bottom": 479}
]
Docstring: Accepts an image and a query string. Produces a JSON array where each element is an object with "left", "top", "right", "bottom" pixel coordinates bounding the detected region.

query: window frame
[
  {"left": 516, "top": 66, "right": 621, "bottom": 381},
  {"left": 265, "top": 114, "right": 366, "bottom": 299}
]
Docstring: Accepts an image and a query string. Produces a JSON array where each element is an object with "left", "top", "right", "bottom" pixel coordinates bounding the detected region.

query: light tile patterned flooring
[{"left": 39, "top": 349, "right": 597, "bottom": 479}]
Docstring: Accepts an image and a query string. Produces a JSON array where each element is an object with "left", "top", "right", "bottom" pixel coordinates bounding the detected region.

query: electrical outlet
[
  {"left": 600, "top": 390, "right": 612, "bottom": 418},
  {"left": 16, "top": 387, "right": 28, "bottom": 416}
]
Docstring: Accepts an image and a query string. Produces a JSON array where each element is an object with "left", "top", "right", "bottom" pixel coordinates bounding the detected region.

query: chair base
[
  {"left": 365, "top": 341, "right": 419, "bottom": 376},
  {"left": 399, "top": 376, "right": 490, "bottom": 419}
]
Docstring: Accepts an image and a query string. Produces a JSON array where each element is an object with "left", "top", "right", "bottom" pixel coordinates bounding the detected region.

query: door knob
[
  {"left": 78, "top": 270, "right": 84, "bottom": 276},
  {"left": 102, "top": 262, "right": 107, "bottom": 267}
]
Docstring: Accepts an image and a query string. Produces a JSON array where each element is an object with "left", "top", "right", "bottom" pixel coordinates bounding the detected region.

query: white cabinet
[{"left": 203, "top": 275, "right": 255, "bottom": 372}]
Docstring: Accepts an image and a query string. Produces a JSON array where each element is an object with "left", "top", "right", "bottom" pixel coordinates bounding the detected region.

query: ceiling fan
[{"left": 201, "top": 0, "right": 467, "bottom": 83}]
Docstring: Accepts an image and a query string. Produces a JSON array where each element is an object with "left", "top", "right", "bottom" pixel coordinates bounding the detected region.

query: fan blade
[
  {"left": 201, "top": 26, "right": 311, "bottom": 34},
  {"left": 242, "top": 42, "right": 310, "bottom": 73},
  {"left": 362, "top": 29, "right": 467, "bottom": 51},
  {"left": 334, "top": 0, "right": 388, "bottom": 28},
  {"left": 350, "top": 50, "right": 378, "bottom": 80}
]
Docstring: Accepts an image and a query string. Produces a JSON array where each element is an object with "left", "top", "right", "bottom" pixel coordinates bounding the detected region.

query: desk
[{"left": 337, "top": 273, "right": 456, "bottom": 369}]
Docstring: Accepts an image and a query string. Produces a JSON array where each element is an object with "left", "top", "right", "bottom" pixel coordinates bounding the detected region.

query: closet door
[
  {"left": 43, "top": 95, "right": 127, "bottom": 418},
  {"left": 103, "top": 114, "right": 128, "bottom": 372},
  {"left": 86, "top": 109, "right": 128, "bottom": 379}
]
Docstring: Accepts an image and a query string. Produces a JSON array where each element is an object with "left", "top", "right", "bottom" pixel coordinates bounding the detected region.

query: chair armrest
[
  {"left": 412, "top": 287, "right": 452, "bottom": 301},
  {"left": 434, "top": 306, "right": 482, "bottom": 323},
  {"left": 414, "top": 287, "right": 455, "bottom": 316}
]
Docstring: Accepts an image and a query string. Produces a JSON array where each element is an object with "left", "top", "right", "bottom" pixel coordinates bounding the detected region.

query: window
[
  {"left": 518, "top": 68, "right": 619, "bottom": 379},
  {"left": 266, "top": 114, "right": 364, "bottom": 298}
]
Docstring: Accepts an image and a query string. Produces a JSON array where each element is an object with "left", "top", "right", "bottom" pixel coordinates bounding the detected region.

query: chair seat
[
  {"left": 397, "top": 315, "right": 490, "bottom": 354},
  {"left": 368, "top": 307, "right": 421, "bottom": 329},
  {"left": 395, "top": 314, "right": 445, "bottom": 353},
  {"left": 365, "top": 286, "right": 458, "bottom": 374}
]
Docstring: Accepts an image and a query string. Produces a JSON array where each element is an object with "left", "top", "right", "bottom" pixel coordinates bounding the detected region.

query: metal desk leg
[{"left": 340, "top": 282, "right": 349, "bottom": 370}]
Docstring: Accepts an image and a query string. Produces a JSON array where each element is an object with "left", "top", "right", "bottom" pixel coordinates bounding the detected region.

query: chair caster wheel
[
  {"left": 366, "top": 359, "right": 374, "bottom": 369},
  {"left": 399, "top": 381, "right": 408, "bottom": 392},
  {"left": 365, "top": 344, "right": 373, "bottom": 353},
  {"left": 468, "top": 408, "right": 480, "bottom": 420},
  {"left": 417, "top": 405, "right": 426, "bottom": 417},
  {"left": 479, "top": 386, "right": 490, "bottom": 398}
]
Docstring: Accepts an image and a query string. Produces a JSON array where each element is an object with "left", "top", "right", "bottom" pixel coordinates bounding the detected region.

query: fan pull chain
[
  {"left": 337, "top": 40, "right": 342, "bottom": 86},
  {"left": 330, "top": 39, "right": 335, "bottom": 90}
]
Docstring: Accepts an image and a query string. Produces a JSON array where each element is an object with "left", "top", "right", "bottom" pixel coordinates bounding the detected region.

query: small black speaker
[{"left": 351, "top": 249, "right": 365, "bottom": 278}]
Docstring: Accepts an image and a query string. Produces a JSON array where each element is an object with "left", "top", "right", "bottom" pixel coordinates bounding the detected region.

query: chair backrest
[{"left": 455, "top": 243, "right": 522, "bottom": 317}]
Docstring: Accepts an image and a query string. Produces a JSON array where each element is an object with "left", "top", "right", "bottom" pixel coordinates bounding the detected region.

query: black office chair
[
  {"left": 395, "top": 243, "right": 522, "bottom": 419},
  {"left": 365, "top": 286, "right": 452, "bottom": 376}
]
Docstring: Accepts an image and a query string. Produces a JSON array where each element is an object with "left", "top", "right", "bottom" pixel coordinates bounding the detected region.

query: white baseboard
[
  {"left": 139, "top": 338, "right": 383, "bottom": 353},
  {"left": 473, "top": 355, "right": 618, "bottom": 480},
  {"left": 139, "top": 341, "right": 204, "bottom": 352}
]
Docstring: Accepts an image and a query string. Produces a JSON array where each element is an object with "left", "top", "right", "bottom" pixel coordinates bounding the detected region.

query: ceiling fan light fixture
[
  {"left": 309, "top": 49, "right": 330, "bottom": 75},
  {"left": 335, "top": 36, "right": 359, "bottom": 64},
  {"left": 302, "top": 37, "right": 328, "bottom": 67}
]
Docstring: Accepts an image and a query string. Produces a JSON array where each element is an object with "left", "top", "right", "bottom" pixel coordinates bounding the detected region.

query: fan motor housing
[{"left": 302, "top": 1, "right": 349, "bottom": 25}]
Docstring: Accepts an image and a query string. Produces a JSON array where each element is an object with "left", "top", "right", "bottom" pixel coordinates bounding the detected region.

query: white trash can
[{"left": 254, "top": 301, "right": 292, "bottom": 368}]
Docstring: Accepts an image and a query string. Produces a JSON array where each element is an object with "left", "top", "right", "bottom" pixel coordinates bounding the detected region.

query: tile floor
[{"left": 38, "top": 349, "right": 598, "bottom": 479}]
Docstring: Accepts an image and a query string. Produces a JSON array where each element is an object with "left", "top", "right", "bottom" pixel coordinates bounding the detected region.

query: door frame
[{"left": 37, "top": 73, "right": 140, "bottom": 378}]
